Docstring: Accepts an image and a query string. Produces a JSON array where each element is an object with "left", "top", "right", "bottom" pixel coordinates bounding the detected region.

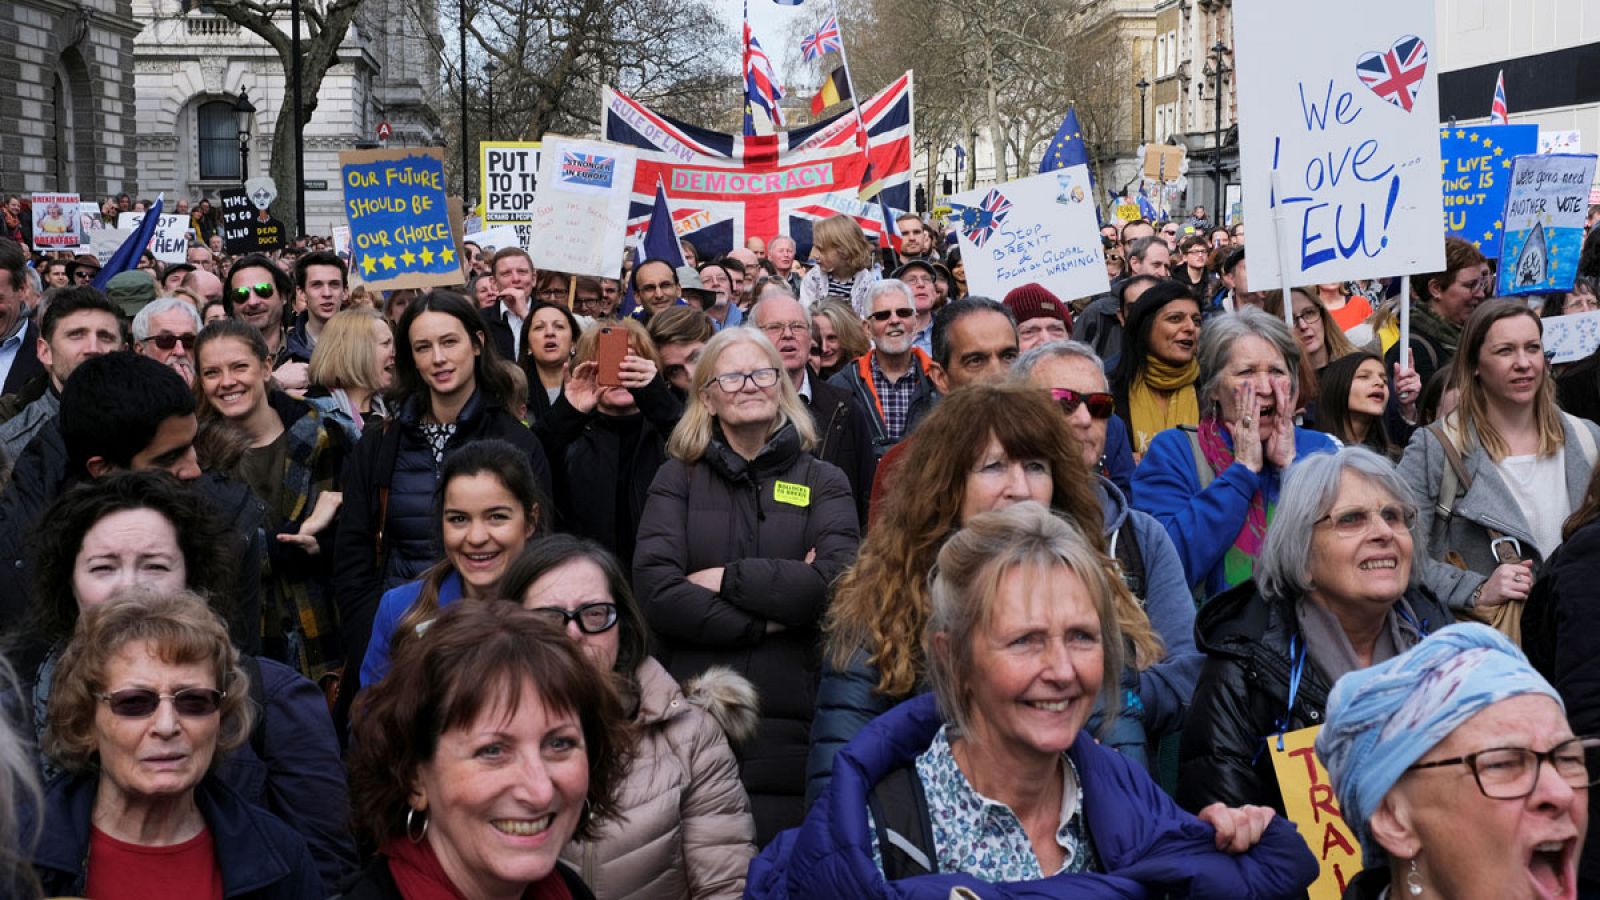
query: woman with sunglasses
[
  {"left": 25, "top": 590, "right": 323, "bottom": 899},
  {"left": 5, "top": 472, "right": 355, "bottom": 892},
  {"left": 635, "top": 327, "right": 860, "bottom": 844},
  {"left": 810, "top": 382, "right": 1186, "bottom": 802},
  {"left": 1109, "top": 280, "right": 1204, "bottom": 458},
  {"left": 501, "top": 535, "right": 758, "bottom": 900}
]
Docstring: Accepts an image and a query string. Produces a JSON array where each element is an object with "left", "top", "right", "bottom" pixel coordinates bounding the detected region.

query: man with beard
[
  {"left": 827, "top": 279, "right": 936, "bottom": 457},
  {"left": 226, "top": 254, "right": 306, "bottom": 389}
]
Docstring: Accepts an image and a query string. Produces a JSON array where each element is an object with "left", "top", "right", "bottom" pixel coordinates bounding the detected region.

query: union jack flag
[
  {"left": 743, "top": 24, "right": 784, "bottom": 135},
  {"left": 1355, "top": 35, "right": 1429, "bottom": 113},
  {"left": 801, "top": 15, "right": 842, "bottom": 62},
  {"left": 1489, "top": 69, "right": 1509, "bottom": 124},
  {"left": 952, "top": 189, "right": 1012, "bottom": 249}
]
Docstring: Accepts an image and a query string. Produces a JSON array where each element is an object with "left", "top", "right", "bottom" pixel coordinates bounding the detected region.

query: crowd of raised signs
[{"left": 0, "top": 198, "right": 1599, "bottom": 900}]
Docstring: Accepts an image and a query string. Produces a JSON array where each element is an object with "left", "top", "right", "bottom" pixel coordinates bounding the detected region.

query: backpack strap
[
  {"left": 867, "top": 764, "right": 937, "bottom": 880},
  {"left": 1111, "top": 516, "right": 1148, "bottom": 603},
  {"left": 373, "top": 419, "right": 402, "bottom": 568},
  {"left": 1428, "top": 420, "right": 1472, "bottom": 523},
  {"left": 1178, "top": 424, "right": 1215, "bottom": 490}
]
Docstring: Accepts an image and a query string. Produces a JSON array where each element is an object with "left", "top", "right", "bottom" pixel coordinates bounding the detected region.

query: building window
[{"left": 197, "top": 100, "right": 239, "bottom": 180}]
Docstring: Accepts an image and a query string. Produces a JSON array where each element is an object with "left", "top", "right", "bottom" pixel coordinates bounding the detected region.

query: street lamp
[
  {"left": 234, "top": 86, "right": 256, "bottom": 181},
  {"left": 459, "top": 0, "right": 469, "bottom": 198},
  {"left": 1136, "top": 77, "right": 1149, "bottom": 145},
  {"left": 1208, "top": 41, "right": 1231, "bottom": 220},
  {"left": 485, "top": 60, "right": 498, "bottom": 138}
]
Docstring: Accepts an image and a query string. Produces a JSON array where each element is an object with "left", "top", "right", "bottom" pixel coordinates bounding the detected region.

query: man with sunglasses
[
  {"left": 0, "top": 287, "right": 124, "bottom": 462},
  {"left": 225, "top": 252, "right": 306, "bottom": 389},
  {"left": 132, "top": 296, "right": 203, "bottom": 386},
  {"left": 828, "top": 279, "right": 937, "bottom": 459}
]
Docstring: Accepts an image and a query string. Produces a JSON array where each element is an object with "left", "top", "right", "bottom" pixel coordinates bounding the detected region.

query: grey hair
[
  {"left": 1127, "top": 235, "right": 1165, "bottom": 262},
  {"left": 1256, "top": 446, "right": 1425, "bottom": 601},
  {"left": 132, "top": 296, "right": 204, "bottom": 341},
  {"left": 768, "top": 235, "right": 796, "bottom": 251},
  {"left": 1197, "top": 306, "right": 1305, "bottom": 413},
  {"left": 864, "top": 278, "right": 913, "bottom": 314},
  {"left": 925, "top": 501, "right": 1126, "bottom": 739},
  {"left": 1012, "top": 340, "right": 1109, "bottom": 391}
]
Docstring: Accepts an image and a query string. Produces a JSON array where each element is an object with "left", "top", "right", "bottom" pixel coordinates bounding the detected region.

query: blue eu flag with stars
[{"left": 1039, "top": 107, "right": 1089, "bottom": 174}]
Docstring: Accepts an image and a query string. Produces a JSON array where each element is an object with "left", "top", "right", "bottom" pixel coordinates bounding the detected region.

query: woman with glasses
[
  {"left": 634, "top": 327, "right": 860, "bottom": 843},
  {"left": 1287, "top": 288, "right": 1361, "bottom": 406},
  {"left": 502, "top": 535, "right": 758, "bottom": 900},
  {"left": 1179, "top": 447, "right": 1453, "bottom": 815},
  {"left": 24, "top": 590, "right": 323, "bottom": 898},
  {"left": 1319, "top": 623, "right": 1593, "bottom": 900},
  {"left": 1386, "top": 236, "right": 1492, "bottom": 388},
  {"left": 8, "top": 472, "right": 354, "bottom": 892},
  {"left": 1399, "top": 300, "right": 1600, "bottom": 639},
  {"left": 535, "top": 319, "right": 680, "bottom": 568},
  {"left": 1109, "top": 280, "right": 1204, "bottom": 458}
]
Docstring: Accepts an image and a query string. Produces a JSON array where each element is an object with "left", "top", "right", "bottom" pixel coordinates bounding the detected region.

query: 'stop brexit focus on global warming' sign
[
  {"left": 339, "top": 147, "right": 463, "bottom": 292},
  {"left": 1233, "top": 0, "right": 1445, "bottom": 285}
]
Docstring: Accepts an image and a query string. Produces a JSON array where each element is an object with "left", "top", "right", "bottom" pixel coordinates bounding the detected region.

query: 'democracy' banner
[
  {"left": 602, "top": 72, "right": 913, "bottom": 258},
  {"left": 1234, "top": 0, "right": 1446, "bottom": 285}
]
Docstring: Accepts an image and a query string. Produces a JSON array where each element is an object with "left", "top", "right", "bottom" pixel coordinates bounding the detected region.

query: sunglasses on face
[
  {"left": 528, "top": 602, "right": 620, "bottom": 635},
  {"left": 230, "top": 282, "right": 274, "bottom": 301},
  {"left": 147, "top": 332, "right": 198, "bottom": 351},
  {"left": 1049, "top": 388, "right": 1115, "bottom": 419},
  {"left": 868, "top": 307, "right": 916, "bottom": 322},
  {"left": 99, "top": 686, "right": 225, "bottom": 718}
]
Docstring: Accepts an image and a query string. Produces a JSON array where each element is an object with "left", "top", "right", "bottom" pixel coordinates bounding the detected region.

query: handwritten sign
[
  {"left": 528, "top": 135, "right": 637, "bottom": 279},
  {"left": 339, "top": 147, "right": 463, "bottom": 292},
  {"left": 218, "top": 189, "right": 258, "bottom": 254},
  {"left": 1234, "top": 0, "right": 1445, "bottom": 285},
  {"left": 480, "top": 141, "right": 540, "bottom": 251},
  {"left": 946, "top": 166, "right": 1110, "bottom": 304},
  {"left": 1496, "top": 154, "right": 1598, "bottom": 296},
  {"left": 1439, "top": 124, "right": 1537, "bottom": 257},
  {"left": 1268, "top": 726, "right": 1360, "bottom": 900},
  {"left": 1540, "top": 130, "right": 1583, "bottom": 155},
  {"left": 117, "top": 212, "right": 189, "bottom": 264},
  {"left": 1541, "top": 310, "right": 1600, "bottom": 365},
  {"left": 32, "top": 193, "right": 81, "bottom": 251}
]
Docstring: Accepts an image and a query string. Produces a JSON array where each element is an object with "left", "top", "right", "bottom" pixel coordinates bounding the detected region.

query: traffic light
[
  {"left": 915, "top": 184, "right": 927, "bottom": 213},
  {"left": 942, "top": 177, "right": 953, "bottom": 195}
]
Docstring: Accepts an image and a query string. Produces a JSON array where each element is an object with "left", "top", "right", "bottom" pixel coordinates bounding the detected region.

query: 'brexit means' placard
[
  {"left": 340, "top": 147, "right": 462, "bottom": 292},
  {"left": 1439, "top": 124, "right": 1537, "bottom": 258},
  {"left": 946, "top": 166, "right": 1109, "bottom": 304},
  {"left": 1497, "top": 153, "right": 1599, "bottom": 296},
  {"left": 1234, "top": 0, "right": 1445, "bottom": 285}
]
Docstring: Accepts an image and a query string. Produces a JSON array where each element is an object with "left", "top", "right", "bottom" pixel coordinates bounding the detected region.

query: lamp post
[
  {"left": 485, "top": 60, "right": 498, "bottom": 137},
  {"left": 459, "top": 0, "right": 469, "bottom": 198},
  {"left": 1136, "top": 77, "right": 1149, "bottom": 145},
  {"left": 1208, "top": 41, "right": 1231, "bottom": 220},
  {"left": 234, "top": 87, "right": 256, "bottom": 181}
]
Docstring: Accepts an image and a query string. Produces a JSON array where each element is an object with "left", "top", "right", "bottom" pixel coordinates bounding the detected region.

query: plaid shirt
[{"left": 870, "top": 352, "right": 923, "bottom": 442}]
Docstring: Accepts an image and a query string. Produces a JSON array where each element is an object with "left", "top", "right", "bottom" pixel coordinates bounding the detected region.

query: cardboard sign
[
  {"left": 947, "top": 166, "right": 1110, "bottom": 305},
  {"left": 1115, "top": 203, "right": 1142, "bottom": 222},
  {"left": 1439, "top": 124, "right": 1538, "bottom": 257},
  {"left": 1540, "top": 130, "right": 1583, "bottom": 155},
  {"left": 218, "top": 189, "right": 259, "bottom": 254},
  {"left": 1541, "top": 310, "right": 1600, "bottom": 365},
  {"left": 1234, "top": 0, "right": 1446, "bottom": 285},
  {"left": 480, "top": 142, "right": 540, "bottom": 251},
  {"left": 1268, "top": 726, "right": 1360, "bottom": 900},
  {"left": 89, "top": 228, "right": 132, "bottom": 263},
  {"left": 77, "top": 202, "right": 105, "bottom": 235},
  {"left": 339, "top": 147, "right": 464, "bottom": 292},
  {"left": 1143, "top": 145, "right": 1185, "bottom": 182},
  {"left": 117, "top": 212, "right": 189, "bottom": 264},
  {"left": 32, "top": 193, "right": 81, "bottom": 251},
  {"left": 1497, "top": 154, "right": 1599, "bottom": 296},
  {"left": 527, "top": 135, "right": 637, "bottom": 279}
]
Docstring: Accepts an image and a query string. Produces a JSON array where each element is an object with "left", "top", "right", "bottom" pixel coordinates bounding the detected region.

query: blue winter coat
[
  {"left": 1131, "top": 425, "right": 1337, "bottom": 600},
  {"left": 752, "top": 694, "right": 1318, "bottom": 900},
  {"left": 23, "top": 773, "right": 324, "bottom": 899},
  {"left": 360, "top": 569, "right": 464, "bottom": 688}
]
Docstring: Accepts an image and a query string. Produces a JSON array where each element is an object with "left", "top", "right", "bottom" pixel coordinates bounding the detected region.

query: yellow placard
[
  {"left": 1115, "top": 203, "right": 1142, "bottom": 222},
  {"left": 1267, "top": 725, "right": 1361, "bottom": 900},
  {"left": 773, "top": 481, "right": 811, "bottom": 507}
]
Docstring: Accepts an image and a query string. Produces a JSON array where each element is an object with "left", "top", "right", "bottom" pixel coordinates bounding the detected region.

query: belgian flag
[{"left": 809, "top": 67, "right": 852, "bottom": 117}]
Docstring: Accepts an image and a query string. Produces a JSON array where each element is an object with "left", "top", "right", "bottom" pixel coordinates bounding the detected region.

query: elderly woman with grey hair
[
  {"left": 1318, "top": 623, "right": 1594, "bottom": 900},
  {"left": 1131, "top": 306, "right": 1338, "bottom": 599},
  {"left": 1177, "top": 446, "right": 1454, "bottom": 817}
]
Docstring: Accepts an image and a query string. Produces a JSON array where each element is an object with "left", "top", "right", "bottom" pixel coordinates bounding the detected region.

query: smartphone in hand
[{"left": 597, "top": 327, "right": 628, "bottom": 387}]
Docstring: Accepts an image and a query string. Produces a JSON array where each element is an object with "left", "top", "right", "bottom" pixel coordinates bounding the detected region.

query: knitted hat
[
  {"left": 1002, "top": 283, "right": 1071, "bottom": 329},
  {"left": 105, "top": 270, "right": 157, "bottom": 318}
]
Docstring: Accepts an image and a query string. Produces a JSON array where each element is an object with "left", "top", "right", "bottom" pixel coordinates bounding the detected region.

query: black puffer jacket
[
  {"left": 1178, "top": 580, "right": 1452, "bottom": 814},
  {"left": 333, "top": 389, "right": 550, "bottom": 677},
  {"left": 632, "top": 422, "right": 860, "bottom": 845}
]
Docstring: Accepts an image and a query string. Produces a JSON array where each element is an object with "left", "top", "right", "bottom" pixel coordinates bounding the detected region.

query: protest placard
[
  {"left": 339, "top": 147, "right": 463, "bottom": 292},
  {"left": 89, "top": 228, "right": 132, "bottom": 263},
  {"left": 219, "top": 189, "right": 259, "bottom": 254},
  {"left": 1268, "top": 726, "right": 1360, "bottom": 900},
  {"left": 1439, "top": 124, "right": 1537, "bottom": 258},
  {"left": 481, "top": 142, "right": 540, "bottom": 251},
  {"left": 1497, "top": 153, "right": 1599, "bottom": 296},
  {"left": 463, "top": 225, "right": 524, "bottom": 257},
  {"left": 1540, "top": 130, "right": 1583, "bottom": 155},
  {"left": 946, "top": 166, "right": 1109, "bottom": 304},
  {"left": 117, "top": 212, "right": 190, "bottom": 264},
  {"left": 1234, "top": 0, "right": 1446, "bottom": 285},
  {"left": 1541, "top": 310, "right": 1600, "bottom": 365},
  {"left": 77, "top": 203, "right": 105, "bottom": 237},
  {"left": 32, "top": 193, "right": 81, "bottom": 251},
  {"left": 1114, "top": 203, "right": 1142, "bottom": 223},
  {"left": 527, "top": 136, "right": 638, "bottom": 279}
]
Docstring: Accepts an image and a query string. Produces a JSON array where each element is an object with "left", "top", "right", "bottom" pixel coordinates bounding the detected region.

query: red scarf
[{"left": 381, "top": 837, "right": 574, "bottom": 900}]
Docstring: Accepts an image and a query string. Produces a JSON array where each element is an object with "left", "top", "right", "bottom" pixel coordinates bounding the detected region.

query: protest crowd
[{"left": 4, "top": 10, "right": 1600, "bottom": 900}]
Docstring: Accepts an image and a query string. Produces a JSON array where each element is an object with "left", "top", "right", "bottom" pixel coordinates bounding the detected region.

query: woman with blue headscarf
[{"left": 1319, "top": 623, "right": 1596, "bottom": 900}]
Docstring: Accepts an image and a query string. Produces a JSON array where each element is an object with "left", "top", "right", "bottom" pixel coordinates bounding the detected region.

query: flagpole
[{"left": 827, "top": 0, "right": 875, "bottom": 175}]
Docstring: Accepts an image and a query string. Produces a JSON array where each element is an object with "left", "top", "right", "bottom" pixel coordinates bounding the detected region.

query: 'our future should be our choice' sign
[
  {"left": 1233, "top": 0, "right": 1446, "bottom": 285},
  {"left": 340, "top": 147, "right": 463, "bottom": 291}
]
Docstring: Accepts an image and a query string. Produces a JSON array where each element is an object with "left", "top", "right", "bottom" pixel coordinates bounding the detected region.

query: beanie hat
[
  {"left": 1002, "top": 283, "right": 1071, "bottom": 330},
  {"left": 105, "top": 270, "right": 157, "bottom": 319}
]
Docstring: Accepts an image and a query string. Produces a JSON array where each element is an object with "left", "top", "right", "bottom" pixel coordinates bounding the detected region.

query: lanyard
[{"left": 1274, "top": 634, "right": 1307, "bottom": 752}]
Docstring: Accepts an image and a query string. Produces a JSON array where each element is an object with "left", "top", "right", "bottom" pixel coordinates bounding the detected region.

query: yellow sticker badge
[{"left": 773, "top": 481, "right": 811, "bottom": 507}]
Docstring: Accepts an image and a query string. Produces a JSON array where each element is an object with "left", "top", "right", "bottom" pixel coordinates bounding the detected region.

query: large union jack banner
[{"left": 602, "top": 72, "right": 914, "bottom": 258}]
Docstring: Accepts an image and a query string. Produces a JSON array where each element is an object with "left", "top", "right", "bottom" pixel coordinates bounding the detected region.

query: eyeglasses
[
  {"left": 1408, "top": 737, "right": 1600, "bottom": 800},
  {"left": 230, "top": 282, "right": 274, "bottom": 301},
  {"left": 1292, "top": 308, "right": 1322, "bottom": 327},
  {"left": 528, "top": 603, "right": 620, "bottom": 635},
  {"left": 147, "top": 332, "right": 197, "bottom": 351},
  {"left": 1105, "top": 255, "right": 1125, "bottom": 265},
  {"left": 868, "top": 307, "right": 916, "bottom": 322},
  {"left": 99, "top": 686, "right": 225, "bottom": 718},
  {"left": 710, "top": 367, "right": 781, "bottom": 392},
  {"left": 758, "top": 321, "right": 809, "bottom": 337},
  {"left": 1049, "top": 388, "right": 1115, "bottom": 420},
  {"left": 1314, "top": 503, "right": 1417, "bottom": 537}
]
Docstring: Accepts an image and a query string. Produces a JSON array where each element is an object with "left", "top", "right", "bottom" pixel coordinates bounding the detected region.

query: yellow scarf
[{"left": 1128, "top": 358, "right": 1200, "bottom": 454}]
